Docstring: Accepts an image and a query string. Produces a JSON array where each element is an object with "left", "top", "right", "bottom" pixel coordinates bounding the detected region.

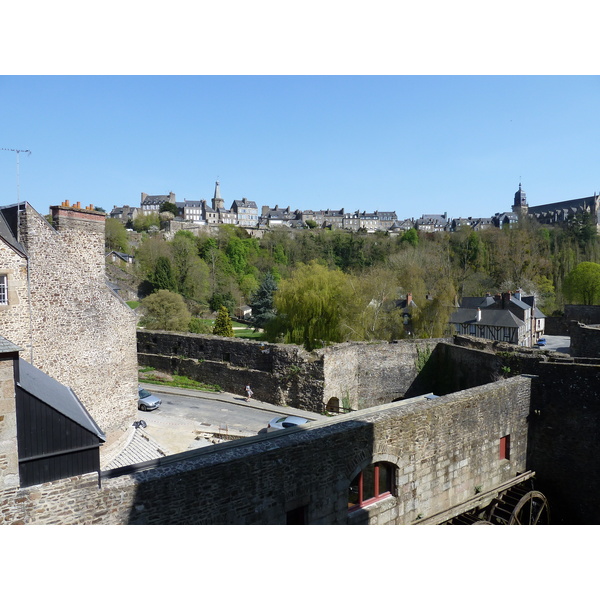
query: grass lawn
[
  {"left": 197, "top": 318, "right": 265, "bottom": 340},
  {"left": 139, "top": 369, "right": 222, "bottom": 393}
]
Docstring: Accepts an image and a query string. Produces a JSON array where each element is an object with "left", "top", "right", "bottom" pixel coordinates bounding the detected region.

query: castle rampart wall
[
  {"left": 137, "top": 332, "right": 449, "bottom": 411},
  {"left": 0, "top": 376, "right": 534, "bottom": 525},
  {"left": 570, "top": 322, "right": 600, "bottom": 358}
]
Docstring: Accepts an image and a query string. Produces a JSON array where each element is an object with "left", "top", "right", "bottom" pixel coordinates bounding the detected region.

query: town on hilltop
[{"left": 109, "top": 181, "right": 600, "bottom": 234}]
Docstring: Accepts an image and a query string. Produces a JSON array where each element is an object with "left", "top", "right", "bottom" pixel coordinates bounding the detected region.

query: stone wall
[
  {"left": 0, "top": 353, "right": 19, "bottom": 490},
  {"left": 528, "top": 362, "right": 600, "bottom": 524},
  {"left": 545, "top": 304, "right": 600, "bottom": 335},
  {"left": 1, "top": 204, "right": 139, "bottom": 435},
  {"left": 0, "top": 376, "right": 534, "bottom": 525},
  {"left": 564, "top": 304, "right": 600, "bottom": 325},
  {"left": 322, "top": 339, "right": 446, "bottom": 410},
  {"left": 137, "top": 331, "right": 449, "bottom": 412},
  {"left": 0, "top": 239, "right": 30, "bottom": 360},
  {"left": 570, "top": 322, "right": 600, "bottom": 358}
]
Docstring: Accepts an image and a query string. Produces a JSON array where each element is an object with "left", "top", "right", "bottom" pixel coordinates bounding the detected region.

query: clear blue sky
[{"left": 2, "top": 76, "right": 599, "bottom": 221}]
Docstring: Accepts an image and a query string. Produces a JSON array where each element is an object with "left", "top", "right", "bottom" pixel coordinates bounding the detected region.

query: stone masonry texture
[
  {"left": 0, "top": 204, "right": 139, "bottom": 436},
  {"left": 0, "top": 376, "right": 533, "bottom": 525}
]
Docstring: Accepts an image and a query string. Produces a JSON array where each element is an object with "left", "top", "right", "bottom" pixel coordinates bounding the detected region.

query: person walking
[{"left": 245, "top": 385, "right": 253, "bottom": 401}]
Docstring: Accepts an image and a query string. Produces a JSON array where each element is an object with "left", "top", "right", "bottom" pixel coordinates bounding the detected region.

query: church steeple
[{"left": 512, "top": 182, "right": 528, "bottom": 215}]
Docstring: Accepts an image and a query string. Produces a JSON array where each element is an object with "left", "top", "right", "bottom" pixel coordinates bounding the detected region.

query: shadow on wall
[
  {"left": 527, "top": 364, "right": 600, "bottom": 525},
  {"left": 120, "top": 418, "right": 380, "bottom": 525}
]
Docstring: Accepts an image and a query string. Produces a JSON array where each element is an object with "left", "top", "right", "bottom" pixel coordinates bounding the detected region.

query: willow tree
[{"left": 267, "top": 261, "right": 352, "bottom": 350}]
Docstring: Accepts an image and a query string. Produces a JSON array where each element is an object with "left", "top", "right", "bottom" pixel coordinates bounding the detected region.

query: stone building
[
  {"left": 450, "top": 290, "right": 545, "bottom": 347},
  {"left": 511, "top": 182, "right": 600, "bottom": 230},
  {"left": 140, "top": 191, "right": 176, "bottom": 215},
  {"left": 0, "top": 201, "right": 139, "bottom": 445}
]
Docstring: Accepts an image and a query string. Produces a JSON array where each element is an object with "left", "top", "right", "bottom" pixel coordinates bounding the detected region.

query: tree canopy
[
  {"left": 562, "top": 261, "right": 600, "bottom": 305},
  {"left": 213, "top": 305, "right": 235, "bottom": 337},
  {"left": 140, "top": 289, "right": 192, "bottom": 331}
]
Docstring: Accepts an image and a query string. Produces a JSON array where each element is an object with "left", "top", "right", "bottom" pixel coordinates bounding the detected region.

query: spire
[
  {"left": 213, "top": 180, "right": 222, "bottom": 201},
  {"left": 212, "top": 180, "right": 224, "bottom": 211}
]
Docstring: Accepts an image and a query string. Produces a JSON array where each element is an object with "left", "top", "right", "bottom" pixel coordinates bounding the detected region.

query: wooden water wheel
[{"left": 487, "top": 482, "right": 550, "bottom": 525}]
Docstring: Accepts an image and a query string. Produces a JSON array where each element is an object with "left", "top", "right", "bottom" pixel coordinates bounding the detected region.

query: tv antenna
[{"left": 2, "top": 147, "right": 31, "bottom": 203}]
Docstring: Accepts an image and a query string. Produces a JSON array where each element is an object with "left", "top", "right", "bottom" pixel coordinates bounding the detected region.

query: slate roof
[
  {"left": 0, "top": 334, "right": 21, "bottom": 353},
  {"left": 17, "top": 358, "right": 105, "bottom": 441},
  {"left": 449, "top": 307, "right": 525, "bottom": 328},
  {"left": 232, "top": 198, "right": 258, "bottom": 209},
  {"left": 460, "top": 296, "right": 496, "bottom": 309}
]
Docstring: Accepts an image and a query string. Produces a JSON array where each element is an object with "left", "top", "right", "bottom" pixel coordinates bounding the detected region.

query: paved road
[
  {"left": 540, "top": 335, "right": 570, "bottom": 354},
  {"left": 145, "top": 388, "right": 283, "bottom": 434},
  {"left": 136, "top": 385, "right": 325, "bottom": 454}
]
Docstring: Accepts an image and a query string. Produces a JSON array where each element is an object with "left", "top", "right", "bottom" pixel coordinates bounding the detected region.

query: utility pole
[{"left": 2, "top": 147, "right": 31, "bottom": 203}]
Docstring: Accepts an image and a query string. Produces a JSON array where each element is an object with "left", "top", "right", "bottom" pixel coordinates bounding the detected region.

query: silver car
[
  {"left": 138, "top": 386, "right": 162, "bottom": 411},
  {"left": 267, "top": 415, "right": 309, "bottom": 430}
]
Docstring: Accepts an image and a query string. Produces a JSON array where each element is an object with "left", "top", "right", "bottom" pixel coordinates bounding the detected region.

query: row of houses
[
  {"left": 110, "top": 182, "right": 599, "bottom": 238},
  {"left": 109, "top": 182, "right": 539, "bottom": 235}
]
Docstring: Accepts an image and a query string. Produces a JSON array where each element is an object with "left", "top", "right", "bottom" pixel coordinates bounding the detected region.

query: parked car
[
  {"left": 138, "top": 386, "right": 162, "bottom": 411},
  {"left": 536, "top": 338, "right": 547, "bottom": 347},
  {"left": 267, "top": 415, "right": 309, "bottom": 430}
]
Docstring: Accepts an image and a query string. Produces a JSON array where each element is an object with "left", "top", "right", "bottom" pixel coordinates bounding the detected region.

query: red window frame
[
  {"left": 348, "top": 462, "right": 394, "bottom": 511},
  {"left": 499, "top": 435, "right": 510, "bottom": 460}
]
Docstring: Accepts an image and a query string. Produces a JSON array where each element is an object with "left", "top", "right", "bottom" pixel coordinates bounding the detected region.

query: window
[
  {"left": 348, "top": 462, "right": 394, "bottom": 511},
  {"left": 0, "top": 275, "right": 7, "bottom": 305},
  {"left": 499, "top": 435, "right": 510, "bottom": 460}
]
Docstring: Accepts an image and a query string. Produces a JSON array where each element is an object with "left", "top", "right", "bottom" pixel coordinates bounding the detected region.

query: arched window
[{"left": 348, "top": 462, "right": 395, "bottom": 511}]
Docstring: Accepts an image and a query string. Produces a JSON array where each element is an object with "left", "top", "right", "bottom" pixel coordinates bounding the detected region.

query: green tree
[
  {"left": 105, "top": 218, "right": 129, "bottom": 252},
  {"left": 213, "top": 305, "right": 235, "bottom": 337},
  {"left": 140, "top": 290, "right": 191, "bottom": 331},
  {"left": 150, "top": 255, "right": 177, "bottom": 292},
  {"left": 189, "top": 318, "right": 212, "bottom": 334},
  {"left": 171, "top": 232, "right": 210, "bottom": 301},
  {"left": 249, "top": 272, "right": 278, "bottom": 329},
  {"left": 400, "top": 228, "right": 419, "bottom": 248},
  {"left": 562, "top": 261, "right": 600, "bottom": 305},
  {"left": 161, "top": 201, "right": 178, "bottom": 216},
  {"left": 209, "top": 292, "right": 236, "bottom": 314},
  {"left": 132, "top": 213, "right": 160, "bottom": 232},
  {"left": 267, "top": 261, "right": 353, "bottom": 350}
]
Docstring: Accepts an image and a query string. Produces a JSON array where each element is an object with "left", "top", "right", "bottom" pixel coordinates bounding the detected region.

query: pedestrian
[{"left": 245, "top": 385, "right": 253, "bottom": 401}]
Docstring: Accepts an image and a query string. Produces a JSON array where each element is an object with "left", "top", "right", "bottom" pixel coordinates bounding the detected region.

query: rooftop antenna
[{"left": 2, "top": 147, "right": 31, "bottom": 204}]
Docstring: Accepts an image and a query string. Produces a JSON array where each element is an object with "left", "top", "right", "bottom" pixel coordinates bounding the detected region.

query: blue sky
[{"left": 2, "top": 75, "right": 599, "bottom": 221}]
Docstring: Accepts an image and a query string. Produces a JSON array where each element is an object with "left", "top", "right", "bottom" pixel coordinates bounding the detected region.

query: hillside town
[{"left": 109, "top": 181, "right": 600, "bottom": 235}]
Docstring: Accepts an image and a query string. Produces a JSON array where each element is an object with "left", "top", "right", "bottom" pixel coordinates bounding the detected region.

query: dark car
[
  {"left": 536, "top": 338, "right": 547, "bottom": 347},
  {"left": 138, "top": 386, "right": 162, "bottom": 411}
]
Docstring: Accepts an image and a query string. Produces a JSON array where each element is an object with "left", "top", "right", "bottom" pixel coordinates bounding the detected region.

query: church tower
[
  {"left": 512, "top": 182, "right": 528, "bottom": 216},
  {"left": 212, "top": 180, "right": 225, "bottom": 211}
]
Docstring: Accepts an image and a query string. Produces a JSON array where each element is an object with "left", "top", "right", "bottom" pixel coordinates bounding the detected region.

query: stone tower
[
  {"left": 212, "top": 180, "right": 225, "bottom": 211},
  {"left": 512, "top": 182, "right": 528, "bottom": 216}
]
